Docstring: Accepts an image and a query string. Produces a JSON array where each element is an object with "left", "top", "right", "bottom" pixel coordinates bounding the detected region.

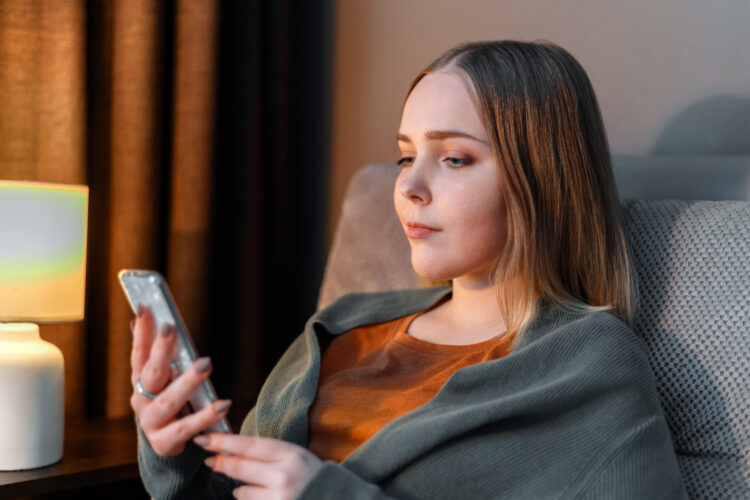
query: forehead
[{"left": 400, "top": 70, "right": 487, "bottom": 142}]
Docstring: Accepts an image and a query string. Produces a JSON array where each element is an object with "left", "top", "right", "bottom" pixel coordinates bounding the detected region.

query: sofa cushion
[{"left": 622, "top": 199, "right": 750, "bottom": 497}]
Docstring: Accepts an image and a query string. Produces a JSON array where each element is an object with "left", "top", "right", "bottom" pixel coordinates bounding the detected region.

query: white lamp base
[{"left": 0, "top": 323, "right": 64, "bottom": 470}]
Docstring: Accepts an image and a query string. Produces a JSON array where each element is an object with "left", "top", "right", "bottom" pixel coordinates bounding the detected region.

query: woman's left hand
[{"left": 195, "top": 433, "right": 324, "bottom": 499}]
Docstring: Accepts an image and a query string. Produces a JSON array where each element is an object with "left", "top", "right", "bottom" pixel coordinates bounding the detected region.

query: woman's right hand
[{"left": 129, "top": 306, "right": 232, "bottom": 457}]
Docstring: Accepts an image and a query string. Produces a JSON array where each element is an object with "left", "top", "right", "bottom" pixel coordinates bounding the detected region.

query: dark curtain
[
  {"left": 203, "top": 0, "right": 333, "bottom": 425},
  {"left": 0, "top": 0, "right": 332, "bottom": 426}
]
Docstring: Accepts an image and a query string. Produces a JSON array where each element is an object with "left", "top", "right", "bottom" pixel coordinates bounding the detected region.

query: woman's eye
[
  {"left": 444, "top": 157, "right": 470, "bottom": 168},
  {"left": 396, "top": 156, "right": 414, "bottom": 167},
  {"left": 396, "top": 156, "right": 471, "bottom": 168}
]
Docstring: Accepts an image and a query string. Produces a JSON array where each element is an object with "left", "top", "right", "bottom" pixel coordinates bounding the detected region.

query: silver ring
[{"left": 135, "top": 377, "right": 159, "bottom": 399}]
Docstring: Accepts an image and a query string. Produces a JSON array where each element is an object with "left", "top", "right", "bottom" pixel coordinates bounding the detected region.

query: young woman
[{"left": 130, "top": 40, "right": 688, "bottom": 499}]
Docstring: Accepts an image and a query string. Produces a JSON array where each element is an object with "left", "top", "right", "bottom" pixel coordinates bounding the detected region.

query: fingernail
[
  {"left": 204, "top": 456, "right": 216, "bottom": 468},
  {"left": 161, "top": 325, "right": 174, "bottom": 338},
  {"left": 195, "top": 357, "right": 212, "bottom": 373},
  {"left": 137, "top": 305, "right": 145, "bottom": 318},
  {"left": 214, "top": 400, "right": 232, "bottom": 414},
  {"left": 193, "top": 435, "right": 210, "bottom": 447}
]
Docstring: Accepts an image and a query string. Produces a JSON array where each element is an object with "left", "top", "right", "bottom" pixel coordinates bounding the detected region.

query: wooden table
[{"left": 0, "top": 416, "right": 148, "bottom": 499}]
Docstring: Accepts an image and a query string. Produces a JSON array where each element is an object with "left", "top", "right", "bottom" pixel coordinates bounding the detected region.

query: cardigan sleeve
[
  {"left": 138, "top": 415, "right": 398, "bottom": 500},
  {"left": 569, "top": 415, "right": 688, "bottom": 499},
  {"left": 136, "top": 418, "right": 242, "bottom": 499},
  {"left": 295, "top": 461, "right": 399, "bottom": 500}
]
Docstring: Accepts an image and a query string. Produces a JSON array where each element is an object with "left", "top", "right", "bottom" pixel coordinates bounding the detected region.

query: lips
[{"left": 405, "top": 221, "right": 440, "bottom": 239}]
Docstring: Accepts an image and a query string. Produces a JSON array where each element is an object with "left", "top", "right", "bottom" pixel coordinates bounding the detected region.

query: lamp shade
[{"left": 0, "top": 180, "right": 88, "bottom": 322}]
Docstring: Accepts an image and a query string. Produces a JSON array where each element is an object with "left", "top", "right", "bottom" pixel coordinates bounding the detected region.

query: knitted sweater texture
[{"left": 137, "top": 285, "right": 688, "bottom": 499}]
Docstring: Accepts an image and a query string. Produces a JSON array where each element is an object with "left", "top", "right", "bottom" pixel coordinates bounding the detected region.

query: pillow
[{"left": 622, "top": 199, "right": 750, "bottom": 498}]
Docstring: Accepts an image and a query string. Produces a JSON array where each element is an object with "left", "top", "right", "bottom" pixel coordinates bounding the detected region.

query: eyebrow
[{"left": 396, "top": 129, "right": 490, "bottom": 146}]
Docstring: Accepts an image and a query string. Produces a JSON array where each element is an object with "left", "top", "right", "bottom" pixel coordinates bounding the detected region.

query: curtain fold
[
  {"left": 166, "top": 0, "right": 218, "bottom": 363},
  {"left": 104, "top": 0, "right": 169, "bottom": 418},
  {"left": 0, "top": 0, "right": 332, "bottom": 422}
]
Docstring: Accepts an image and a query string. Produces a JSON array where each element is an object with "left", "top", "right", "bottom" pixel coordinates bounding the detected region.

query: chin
[{"left": 411, "top": 261, "right": 457, "bottom": 283}]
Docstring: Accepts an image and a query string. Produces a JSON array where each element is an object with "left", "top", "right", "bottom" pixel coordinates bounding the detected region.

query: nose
[{"left": 397, "top": 164, "right": 431, "bottom": 205}]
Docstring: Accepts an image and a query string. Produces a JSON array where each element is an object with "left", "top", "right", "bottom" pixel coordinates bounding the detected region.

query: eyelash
[{"left": 395, "top": 156, "right": 471, "bottom": 169}]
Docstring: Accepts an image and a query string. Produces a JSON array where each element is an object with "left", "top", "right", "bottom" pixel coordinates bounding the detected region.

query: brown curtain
[{"left": 0, "top": 0, "right": 332, "bottom": 423}]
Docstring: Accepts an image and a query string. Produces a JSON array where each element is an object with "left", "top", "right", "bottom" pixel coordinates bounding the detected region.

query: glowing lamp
[{"left": 0, "top": 180, "right": 88, "bottom": 470}]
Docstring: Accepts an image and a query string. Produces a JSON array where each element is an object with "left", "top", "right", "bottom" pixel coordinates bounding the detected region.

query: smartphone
[{"left": 118, "top": 269, "right": 232, "bottom": 434}]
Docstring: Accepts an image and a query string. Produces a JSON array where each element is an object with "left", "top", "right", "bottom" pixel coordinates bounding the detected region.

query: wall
[{"left": 328, "top": 0, "right": 750, "bottom": 246}]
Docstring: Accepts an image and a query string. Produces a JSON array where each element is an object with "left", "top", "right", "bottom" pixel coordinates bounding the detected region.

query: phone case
[{"left": 118, "top": 269, "right": 232, "bottom": 434}]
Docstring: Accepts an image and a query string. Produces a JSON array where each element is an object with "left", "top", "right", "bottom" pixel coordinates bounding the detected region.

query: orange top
[{"left": 307, "top": 299, "right": 513, "bottom": 463}]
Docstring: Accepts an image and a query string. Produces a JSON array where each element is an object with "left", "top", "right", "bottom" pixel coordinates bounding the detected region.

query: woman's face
[{"left": 394, "top": 70, "right": 508, "bottom": 284}]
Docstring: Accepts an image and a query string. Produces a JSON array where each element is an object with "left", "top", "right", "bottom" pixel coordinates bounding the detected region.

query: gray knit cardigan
[{"left": 137, "top": 285, "right": 688, "bottom": 499}]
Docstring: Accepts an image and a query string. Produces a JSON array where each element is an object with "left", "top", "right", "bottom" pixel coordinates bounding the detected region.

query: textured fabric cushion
[
  {"left": 317, "top": 164, "right": 418, "bottom": 310},
  {"left": 317, "top": 164, "right": 750, "bottom": 497},
  {"left": 621, "top": 199, "right": 750, "bottom": 498}
]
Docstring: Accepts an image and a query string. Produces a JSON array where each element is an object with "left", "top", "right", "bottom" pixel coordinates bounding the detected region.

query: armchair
[{"left": 317, "top": 156, "right": 750, "bottom": 498}]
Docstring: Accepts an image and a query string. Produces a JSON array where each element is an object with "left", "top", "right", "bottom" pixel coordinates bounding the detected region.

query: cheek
[{"left": 445, "top": 185, "right": 507, "bottom": 249}]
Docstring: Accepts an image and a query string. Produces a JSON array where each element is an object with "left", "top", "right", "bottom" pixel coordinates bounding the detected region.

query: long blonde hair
[{"left": 406, "top": 40, "right": 639, "bottom": 347}]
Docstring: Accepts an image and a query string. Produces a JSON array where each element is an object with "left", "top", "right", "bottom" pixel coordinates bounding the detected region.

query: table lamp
[{"left": 0, "top": 180, "right": 88, "bottom": 470}]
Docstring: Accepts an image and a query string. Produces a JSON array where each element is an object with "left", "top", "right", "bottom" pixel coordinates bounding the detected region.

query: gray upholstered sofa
[{"left": 317, "top": 156, "right": 750, "bottom": 498}]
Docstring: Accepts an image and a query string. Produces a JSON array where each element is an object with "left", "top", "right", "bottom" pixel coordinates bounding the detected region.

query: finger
[
  {"left": 138, "top": 357, "right": 213, "bottom": 429},
  {"left": 146, "top": 399, "right": 232, "bottom": 455},
  {"left": 205, "top": 454, "right": 280, "bottom": 488},
  {"left": 233, "top": 484, "right": 275, "bottom": 500},
  {"left": 137, "top": 324, "right": 178, "bottom": 395},
  {"left": 131, "top": 306, "right": 156, "bottom": 380},
  {"left": 196, "top": 434, "right": 287, "bottom": 462}
]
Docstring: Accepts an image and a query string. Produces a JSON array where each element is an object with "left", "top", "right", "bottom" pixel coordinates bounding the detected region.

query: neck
[{"left": 442, "top": 276, "right": 507, "bottom": 336}]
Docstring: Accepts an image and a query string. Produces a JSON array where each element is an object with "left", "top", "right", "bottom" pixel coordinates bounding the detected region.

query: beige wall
[{"left": 328, "top": 0, "right": 750, "bottom": 246}]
